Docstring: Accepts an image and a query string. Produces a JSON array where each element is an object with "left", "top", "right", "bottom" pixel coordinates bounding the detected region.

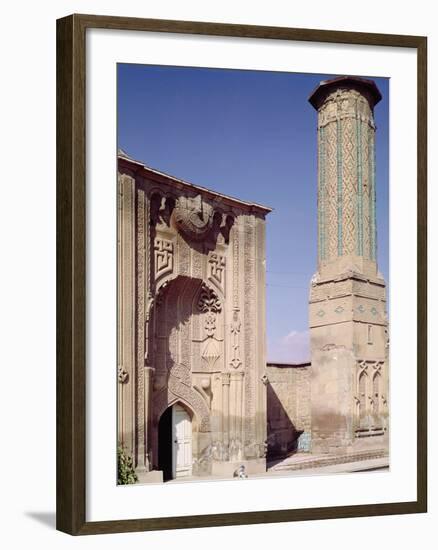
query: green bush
[{"left": 117, "top": 445, "right": 138, "bottom": 485}]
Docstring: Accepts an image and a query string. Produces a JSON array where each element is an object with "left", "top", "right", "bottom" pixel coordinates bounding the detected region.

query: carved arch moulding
[{"left": 154, "top": 381, "right": 211, "bottom": 433}]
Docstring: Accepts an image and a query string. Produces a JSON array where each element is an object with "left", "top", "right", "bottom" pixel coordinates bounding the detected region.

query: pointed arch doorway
[{"left": 158, "top": 403, "right": 193, "bottom": 481}]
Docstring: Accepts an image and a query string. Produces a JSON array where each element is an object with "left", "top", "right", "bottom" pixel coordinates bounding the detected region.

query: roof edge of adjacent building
[{"left": 118, "top": 150, "right": 273, "bottom": 215}]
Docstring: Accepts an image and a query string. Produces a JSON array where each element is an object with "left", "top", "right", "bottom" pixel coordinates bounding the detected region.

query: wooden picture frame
[{"left": 56, "top": 13, "right": 427, "bottom": 535}]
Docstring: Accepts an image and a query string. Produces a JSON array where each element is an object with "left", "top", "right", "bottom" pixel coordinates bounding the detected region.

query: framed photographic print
[{"left": 56, "top": 14, "right": 427, "bottom": 535}]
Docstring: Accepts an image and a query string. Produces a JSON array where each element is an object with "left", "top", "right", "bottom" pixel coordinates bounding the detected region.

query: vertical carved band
[
  {"left": 221, "top": 373, "right": 230, "bottom": 449},
  {"left": 244, "top": 218, "right": 256, "bottom": 449},
  {"left": 231, "top": 225, "right": 242, "bottom": 369},
  {"left": 137, "top": 189, "right": 145, "bottom": 468},
  {"left": 326, "top": 120, "right": 338, "bottom": 261},
  {"left": 230, "top": 371, "right": 244, "bottom": 460},
  {"left": 336, "top": 117, "right": 343, "bottom": 256},
  {"left": 233, "top": 226, "right": 239, "bottom": 309},
  {"left": 356, "top": 115, "right": 364, "bottom": 256},
  {"left": 368, "top": 125, "right": 377, "bottom": 261},
  {"left": 118, "top": 174, "right": 135, "bottom": 458},
  {"left": 144, "top": 367, "right": 154, "bottom": 470},
  {"left": 318, "top": 125, "right": 326, "bottom": 261}
]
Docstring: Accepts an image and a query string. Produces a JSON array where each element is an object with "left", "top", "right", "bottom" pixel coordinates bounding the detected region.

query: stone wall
[{"left": 266, "top": 362, "right": 311, "bottom": 459}]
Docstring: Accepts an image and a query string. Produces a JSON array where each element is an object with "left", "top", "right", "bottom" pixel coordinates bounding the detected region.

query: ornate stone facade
[
  {"left": 308, "top": 76, "right": 389, "bottom": 455},
  {"left": 117, "top": 153, "right": 270, "bottom": 481}
]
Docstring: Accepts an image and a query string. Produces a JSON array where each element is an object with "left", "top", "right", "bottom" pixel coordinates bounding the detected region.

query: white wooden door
[{"left": 172, "top": 404, "right": 192, "bottom": 478}]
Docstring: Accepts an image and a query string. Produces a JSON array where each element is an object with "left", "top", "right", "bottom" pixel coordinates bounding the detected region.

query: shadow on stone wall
[{"left": 266, "top": 383, "right": 302, "bottom": 461}]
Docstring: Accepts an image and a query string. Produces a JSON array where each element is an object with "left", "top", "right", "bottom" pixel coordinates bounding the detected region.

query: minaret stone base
[{"left": 309, "top": 270, "right": 388, "bottom": 455}]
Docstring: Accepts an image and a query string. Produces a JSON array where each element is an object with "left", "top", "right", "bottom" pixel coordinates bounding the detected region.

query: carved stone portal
[{"left": 117, "top": 154, "right": 271, "bottom": 481}]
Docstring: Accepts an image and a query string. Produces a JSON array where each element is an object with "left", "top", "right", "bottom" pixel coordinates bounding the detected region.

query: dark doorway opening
[{"left": 158, "top": 407, "right": 173, "bottom": 481}]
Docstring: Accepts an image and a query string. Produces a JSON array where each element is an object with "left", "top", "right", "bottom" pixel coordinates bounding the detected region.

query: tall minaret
[{"left": 308, "top": 77, "right": 389, "bottom": 456}]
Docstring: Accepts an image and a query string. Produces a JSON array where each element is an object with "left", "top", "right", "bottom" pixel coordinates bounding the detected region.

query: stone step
[{"left": 269, "top": 449, "right": 388, "bottom": 471}]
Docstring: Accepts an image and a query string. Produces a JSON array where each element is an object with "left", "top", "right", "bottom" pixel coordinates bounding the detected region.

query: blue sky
[{"left": 118, "top": 64, "right": 389, "bottom": 363}]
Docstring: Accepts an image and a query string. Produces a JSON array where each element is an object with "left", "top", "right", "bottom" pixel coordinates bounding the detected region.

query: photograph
[
  {"left": 116, "top": 65, "right": 390, "bottom": 484},
  {"left": 0, "top": 0, "right": 430, "bottom": 544}
]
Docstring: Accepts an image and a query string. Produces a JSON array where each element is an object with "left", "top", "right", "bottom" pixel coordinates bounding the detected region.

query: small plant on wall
[{"left": 117, "top": 445, "right": 138, "bottom": 485}]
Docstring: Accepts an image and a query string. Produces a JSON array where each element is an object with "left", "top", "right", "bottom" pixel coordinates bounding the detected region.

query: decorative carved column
[
  {"left": 308, "top": 77, "right": 388, "bottom": 454},
  {"left": 230, "top": 371, "right": 244, "bottom": 461},
  {"left": 310, "top": 76, "right": 380, "bottom": 276},
  {"left": 117, "top": 173, "right": 136, "bottom": 458},
  {"left": 221, "top": 373, "right": 230, "bottom": 456},
  {"left": 143, "top": 366, "right": 154, "bottom": 471},
  {"left": 136, "top": 188, "right": 146, "bottom": 469}
]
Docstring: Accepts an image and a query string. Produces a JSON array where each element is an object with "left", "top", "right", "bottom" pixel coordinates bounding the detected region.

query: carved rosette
[
  {"left": 173, "top": 195, "right": 216, "bottom": 241},
  {"left": 118, "top": 365, "right": 129, "bottom": 383},
  {"left": 171, "top": 194, "right": 235, "bottom": 247}
]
